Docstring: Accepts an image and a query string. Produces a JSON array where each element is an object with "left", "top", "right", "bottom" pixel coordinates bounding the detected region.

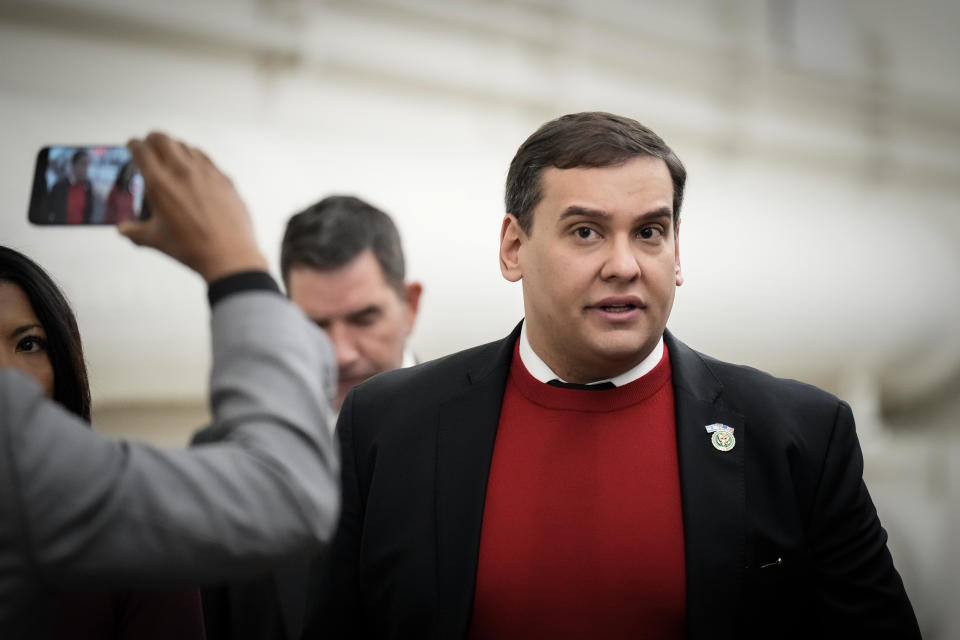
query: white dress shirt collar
[
  {"left": 402, "top": 348, "right": 417, "bottom": 368},
  {"left": 518, "top": 321, "right": 664, "bottom": 387}
]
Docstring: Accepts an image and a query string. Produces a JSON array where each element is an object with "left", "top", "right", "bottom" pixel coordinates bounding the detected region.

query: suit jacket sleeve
[
  {"left": 806, "top": 401, "right": 919, "bottom": 636},
  {"left": 0, "top": 290, "right": 340, "bottom": 592}
]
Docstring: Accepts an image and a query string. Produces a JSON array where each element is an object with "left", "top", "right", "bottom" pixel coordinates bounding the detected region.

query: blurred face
[
  {"left": 288, "top": 249, "right": 422, "bottom": 409},
  {"left": 0, "top": 281, "right": 54, "bottom": 398},
  {"left": 500, "top": 155, "right": 683, "bottom": 383},
  {"left": 72, "top": 155, "right": 89, "bottom": 182}
]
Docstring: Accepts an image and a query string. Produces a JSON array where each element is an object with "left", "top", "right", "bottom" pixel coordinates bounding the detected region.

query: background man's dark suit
[
  {"left": 47, "top": 177, "right": 93, "bottom": 224},
  {"left": 197, "top": 195, "right": 423, "bottom": 640},
  {"left": 307, "top": 322, "right": 919, "bottom": 639}
]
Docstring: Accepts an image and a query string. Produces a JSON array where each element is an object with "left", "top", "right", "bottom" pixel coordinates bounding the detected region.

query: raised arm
[{"left": 0, "top": 131, "right": 340, "bottom": 597}]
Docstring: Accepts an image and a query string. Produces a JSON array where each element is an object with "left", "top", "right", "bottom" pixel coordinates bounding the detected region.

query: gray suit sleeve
[{"left": 0, "top": 291, "right": 339, "bottom": 592}]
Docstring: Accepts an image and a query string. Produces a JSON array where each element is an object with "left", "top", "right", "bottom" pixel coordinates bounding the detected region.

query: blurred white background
[{"left": 1, "top": 0, "right": 958, "bottom": 635}]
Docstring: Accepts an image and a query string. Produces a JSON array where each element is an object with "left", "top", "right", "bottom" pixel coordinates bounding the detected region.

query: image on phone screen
[{"left": 28, "top": 145, "right": 149, "bottom": 225}]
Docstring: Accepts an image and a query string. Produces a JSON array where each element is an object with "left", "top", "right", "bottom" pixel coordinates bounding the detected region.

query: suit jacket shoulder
[
  {"left": 665, "top": 330, "right": 919, "bottom": 639},
  {"left": 667, "top": 331, "right": 852, "bottom": 479},
  {"left": 343, "top": 330, "right": 515, "bottom": 446},
  {"left": 355, "top": 334, "right": 509, "bottom": 401}
]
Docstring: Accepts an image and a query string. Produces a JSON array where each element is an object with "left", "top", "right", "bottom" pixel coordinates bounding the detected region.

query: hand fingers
[
  {"left": 145, "top": 131, "right": 193, "bottom": 175},
  {"left": 117, "top": 219, "right": 152, "bottom": 247},
  {"left": 128, "top": 137, "right": 160, "bottom": 184},
  {"left": 181, "top": 141, "right": 201, "bottom": 161},
  {"left": 194, "top": 147, "right": 215, "bottom": 168},
  {"left": 129, "top": 134, "right": 208, "bottom": 224},
  {"left": 128, "top": 137, "right": 175, "bottom": 223},
  {"left": 179, "top": 142, "right": 220, "bottom": 181}
]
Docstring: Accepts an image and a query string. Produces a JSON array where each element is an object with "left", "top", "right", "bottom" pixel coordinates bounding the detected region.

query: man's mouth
[{"left": 590, "top": 297, "right": 645, "bottom": 313}]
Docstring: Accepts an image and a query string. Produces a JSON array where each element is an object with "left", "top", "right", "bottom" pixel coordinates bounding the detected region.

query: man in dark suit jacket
[
  {"left": 306, "top": 112, "right": 919, "bottom": 639},
  {"left": 199, "top": 196, "right": 422, "bottom": 640},
  {"left": 47, "top": 149, "right": 93, "bottom": 224}
]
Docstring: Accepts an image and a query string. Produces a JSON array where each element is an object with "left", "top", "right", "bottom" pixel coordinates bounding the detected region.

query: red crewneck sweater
[{"left": 470, "top": 342, "right": 686, "bottom": 639}]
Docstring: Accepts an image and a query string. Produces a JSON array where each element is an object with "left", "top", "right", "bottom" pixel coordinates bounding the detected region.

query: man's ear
[
  {"left": 674, "top": 218, "right": 684, "bottom": 287},
  {"left": 402, "top": 281, "right": 423, "bottom": 333},
  {"left": 499, "top": 214, "right": 525, "bottom": 283}
]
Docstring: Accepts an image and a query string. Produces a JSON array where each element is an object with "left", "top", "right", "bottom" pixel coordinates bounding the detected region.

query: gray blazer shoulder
[{"left": 0, "top": 291, "right": 340, "bottom": 635}]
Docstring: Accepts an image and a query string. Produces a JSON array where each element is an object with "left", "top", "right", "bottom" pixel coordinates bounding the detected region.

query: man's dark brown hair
[
  {"left": 505, "top": 111, "right": 686, "bottom": 234},
  {"left": 280, "top": 195, "right": 406, "bottom": 294}
]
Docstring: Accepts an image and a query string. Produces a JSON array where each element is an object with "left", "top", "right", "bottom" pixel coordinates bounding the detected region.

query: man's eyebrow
[
  {"left": 639, "top": 207, "right": 674, "bottom": 224},
  {"left": 347, "top": 305, "right": 382, "bottom": 320},
  {"left": 558, "top": 206, "right": 608, "bottom": 222},
  {"left": 311, "top": 304, "right": 383, "bottom": 327},
  {"left": 558, "top": 205, "right": 673, "bottom": 223}
]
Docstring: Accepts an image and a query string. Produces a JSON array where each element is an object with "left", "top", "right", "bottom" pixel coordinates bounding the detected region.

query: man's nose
[
  {"left": 326, "top": 323, "right": 360, "bottom": 368},
  {"left": 599, "top": 235, "right": 641, "bottom": 281}
]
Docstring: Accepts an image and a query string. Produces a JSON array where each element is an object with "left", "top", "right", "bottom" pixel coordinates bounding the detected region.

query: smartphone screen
[{"left": 29, "top": 145, "right": 149, "bottom": 225}]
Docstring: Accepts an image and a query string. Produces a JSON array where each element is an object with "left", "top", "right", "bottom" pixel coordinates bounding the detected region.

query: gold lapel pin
[{"left": 705, "top": 423, "right": 736, "bottom": 452}]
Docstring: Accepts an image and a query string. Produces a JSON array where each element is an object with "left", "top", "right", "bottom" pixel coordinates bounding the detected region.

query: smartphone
[{"left": 29, "top": 145, "right": 150, "bottom": 225}]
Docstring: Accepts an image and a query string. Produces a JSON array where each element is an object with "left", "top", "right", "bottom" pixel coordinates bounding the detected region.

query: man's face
[
  {"left": 288, "top": 249, "right": 421, "bottom": 409},
  {"left": 72, "top": 156, "right": 89, "bottom": 182},
  {"left": 500, "top": 155, "right": 682, "bottom": 383}
]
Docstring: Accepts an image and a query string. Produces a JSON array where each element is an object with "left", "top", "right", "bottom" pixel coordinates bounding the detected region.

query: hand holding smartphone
[
  {"left": 120, "top": 132, "right": 267, "bottom": 282},
  {"left": 29, "top": 145, "right": 151, "bottom": 225},
  {"left": 27, "top": 134, "right": 266, "bottom": 281}
]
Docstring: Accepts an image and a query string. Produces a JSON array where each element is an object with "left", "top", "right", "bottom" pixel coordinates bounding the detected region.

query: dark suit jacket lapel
[
  {"left": 435, "top": 322, "right": 520, "bottom": 639},
  {"left": 665, "top": 330, "right": 745, "bottom": 639}
]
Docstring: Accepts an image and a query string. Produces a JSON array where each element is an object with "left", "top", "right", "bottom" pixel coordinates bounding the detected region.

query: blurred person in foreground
[
  {"left": 0, "top": 132, "right": 340, "bottom": 639},
  {"left": 0, "top": 245, "right": 205, "bottom": 639},
  {"left": 306, "top": 112, "right": 919, "bottom": 639},
  {"left": 199, "top": 195, "right": 422, "bottom": 640}
]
